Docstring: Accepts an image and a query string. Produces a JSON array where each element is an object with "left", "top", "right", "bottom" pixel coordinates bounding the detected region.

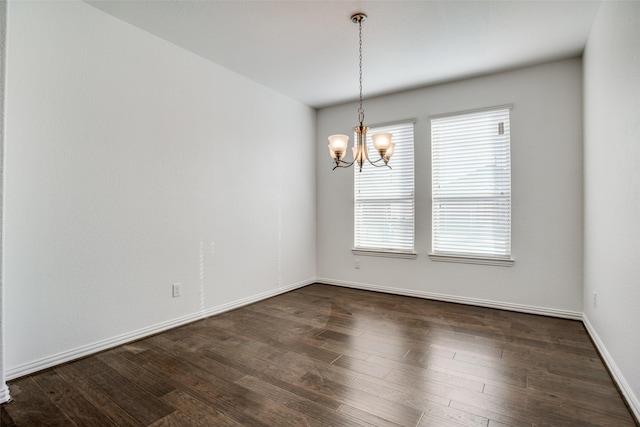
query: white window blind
[
  {"left": 431, "top": 107, "right": 511, "bottom": 259},
  {"left": 354, "top": 121, "right": 415, "bottom": 253}
]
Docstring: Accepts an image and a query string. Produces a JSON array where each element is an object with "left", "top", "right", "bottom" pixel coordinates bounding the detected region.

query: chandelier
[{"left": 328, "top": 13, "right": 394, "bottom": 172}]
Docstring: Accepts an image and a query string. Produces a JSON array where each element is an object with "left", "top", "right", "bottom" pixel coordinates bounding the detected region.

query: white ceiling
[{"left": 85, "top": 0, "right": 602, "bottom": 109}]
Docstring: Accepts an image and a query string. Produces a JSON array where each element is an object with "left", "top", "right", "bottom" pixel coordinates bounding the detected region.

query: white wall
[
  {"left": 3, "top": 1, "right": 316, "bottom": 378},
  {"left": 0, "top": 0, "right": 9, "bottom": 403},
  {"left": 583, "top": 0, "right": 640, "bottom": 418},
  {"left": 317, "top": 59, "right": 584, "bottom": 317}
]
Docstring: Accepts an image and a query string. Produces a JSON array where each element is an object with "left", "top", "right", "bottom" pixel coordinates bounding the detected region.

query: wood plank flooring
[{"left": 2, "top": 284, "right": 637, "bottom": 426}]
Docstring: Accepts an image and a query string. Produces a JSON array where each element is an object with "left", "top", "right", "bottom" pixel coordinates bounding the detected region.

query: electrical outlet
[
  {"left": 172, "top": 283, "right": 182, "bottom": 298},
  {"left": 354, "top": 259, "right": 360, "bottom": 269},
  {"left": 593, "top": 291, "right": 597, "bottom": 308}
]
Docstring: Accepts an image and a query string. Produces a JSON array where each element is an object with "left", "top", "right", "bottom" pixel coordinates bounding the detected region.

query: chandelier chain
[{"left": 358, "top": 17, "right": 364, "bottom": 125}]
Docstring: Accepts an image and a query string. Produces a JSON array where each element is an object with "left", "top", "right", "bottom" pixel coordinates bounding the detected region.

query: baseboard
[
  {"left": 5, "top": 278, "right": 314, "bottom": 381},
  {"left": 316, "top": 277, "right": 583, "bottom": 320},
  {"left": 583, "top": 314, "right": 640, "bottom": 423},
  {"left": 0, "top": 383, "right": 10, "bottom": 404}
]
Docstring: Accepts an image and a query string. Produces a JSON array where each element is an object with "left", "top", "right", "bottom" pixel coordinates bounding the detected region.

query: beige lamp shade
[
  {"left": 328, "top": 134, "right": 349, "bottom": 152},
  {"left": 372, "top": 133, "right": 392, "bottom": 151}
]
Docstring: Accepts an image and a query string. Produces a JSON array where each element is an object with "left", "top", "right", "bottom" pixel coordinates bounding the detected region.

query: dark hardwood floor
[{"left": 2, "top": 284, "right": 637, "bottom": 426}]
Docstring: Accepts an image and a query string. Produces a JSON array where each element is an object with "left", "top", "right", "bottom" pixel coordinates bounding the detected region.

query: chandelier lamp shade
[{"left": 328, "top": 13, "right": 395, "bottom": 172}]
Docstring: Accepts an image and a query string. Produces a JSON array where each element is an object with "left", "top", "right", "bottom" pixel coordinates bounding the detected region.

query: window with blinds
[
  {"left": 430, "top": 107, "right": 512, "bottom": 262},
  {"left": 354, "top": 121, "right": 415, "bottom": 254}
]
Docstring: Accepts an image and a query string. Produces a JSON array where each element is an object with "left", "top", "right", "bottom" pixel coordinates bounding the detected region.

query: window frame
[
  {"left": 429, "top": 105, "right": 514, "bottom": 266},
  {"left": 352, "top": 120, "right": 416, "bottom": 259}
]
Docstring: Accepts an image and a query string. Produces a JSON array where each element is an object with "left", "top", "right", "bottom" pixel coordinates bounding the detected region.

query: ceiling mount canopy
[
  {"left": 351, "top": 12, "right": 367, "bottom": 24},
  {"left": 327, "top": 12, "right": 395, "bottom": 172}
]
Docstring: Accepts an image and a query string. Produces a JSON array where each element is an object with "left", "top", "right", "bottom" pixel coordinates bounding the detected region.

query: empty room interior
[{"left": 1, "top": 0, "right": 639, "bottom": 426}]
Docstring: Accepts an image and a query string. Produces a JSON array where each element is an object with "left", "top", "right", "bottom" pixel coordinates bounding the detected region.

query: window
[
  {"left": 354, "top": 121, "right": 415, "bottom": 257},
  {"left": 430, "top": 106, "right": 513, "bottom": 265}
]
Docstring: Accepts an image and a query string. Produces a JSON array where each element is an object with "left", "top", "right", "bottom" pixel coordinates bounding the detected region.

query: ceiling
[{"left": 85, "top": 0, "right": 602, "bottom": 109}]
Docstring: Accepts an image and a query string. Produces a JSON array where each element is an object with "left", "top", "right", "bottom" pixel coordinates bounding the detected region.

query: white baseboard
[
  {"left": 583, "top": 314, "right": 640, "bottom": 423},
  {"left": 316, "top": 277, "right": 583, "bottom": 320},
  {"left": 5, "top": 278, "right": 314, "bottom": 381},
  {"left": 0, "top": 383, "right": 10, "bottom": 404}
]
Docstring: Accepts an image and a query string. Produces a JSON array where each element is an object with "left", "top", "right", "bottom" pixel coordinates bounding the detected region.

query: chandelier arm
[
  {"left": 333, "top": 157, "right": 390, "bottom": 170},
  {"left": 366, "top": 158, "right": 392, "bottom": 169},
  {"left": 332, "top": 160, "right": 357, "bottom": 170}
]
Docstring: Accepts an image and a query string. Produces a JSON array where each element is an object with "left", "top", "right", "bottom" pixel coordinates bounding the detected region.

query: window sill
[
  {"left": 352, "top": 248, "right": 417, "bottom": 259},
  {"left": 428, "top": 253, "right": 514, "bottom": 267}
]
